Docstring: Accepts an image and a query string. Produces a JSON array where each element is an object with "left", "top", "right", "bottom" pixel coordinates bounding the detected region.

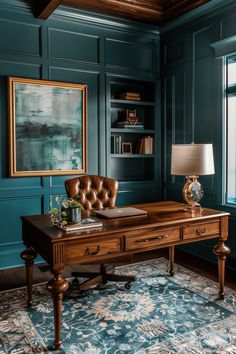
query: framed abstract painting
[{"left": 8, "top": 77, "right": 87, "bottom": 177}]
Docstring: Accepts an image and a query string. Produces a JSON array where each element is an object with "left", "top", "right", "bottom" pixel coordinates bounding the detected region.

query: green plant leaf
[{"left": 52, "top": 208, "right": 58, "bottom": 215}]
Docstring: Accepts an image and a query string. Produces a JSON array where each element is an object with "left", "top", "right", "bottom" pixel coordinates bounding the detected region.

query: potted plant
[
  {"left": 49, "top": 196, "right": 84, "bottom": 227},
  {"left": 61, "top": 197, "right": 84, "bottom": 223}
]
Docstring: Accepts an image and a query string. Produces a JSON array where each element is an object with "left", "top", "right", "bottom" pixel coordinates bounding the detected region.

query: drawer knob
[
  {"left": 86, "top": 245, "right": 101, "bottom": 256},
  {"left": 196, "top": 228, "right": 206, "bottom": 236},
  {"left": 135, "top": 234, "right": 168, "bottom": 243}
]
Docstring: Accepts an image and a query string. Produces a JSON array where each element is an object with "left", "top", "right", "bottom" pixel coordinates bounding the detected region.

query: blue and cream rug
[{"left": 1, "top": 258, "right": 236, "bottom": 353}]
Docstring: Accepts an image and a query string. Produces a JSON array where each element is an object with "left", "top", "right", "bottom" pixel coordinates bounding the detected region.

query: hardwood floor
[{"left": 1, "top": 248, "right": 236, "bottom": 292}]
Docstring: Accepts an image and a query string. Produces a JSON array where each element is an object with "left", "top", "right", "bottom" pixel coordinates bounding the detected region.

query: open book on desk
[{"left": 57, "top": 218, "right": 103, "bottom": 233}]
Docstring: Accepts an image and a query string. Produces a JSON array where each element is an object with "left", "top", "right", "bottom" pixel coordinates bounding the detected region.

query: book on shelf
[
  {"left": 135, "top": 136, "right": 153, "bottom": 154},
  {"left": 117, "top": 119, "right": 144, "bottom": 129},
  {"left": 57, "top": 218, "right": 103, "bottom": 232},
  {"left": 121, "top": 96, "right": 141, "bottom": 101},
  {"left": 144, "top": 136, "right": 153, "bottom": 154},
  {"left": 123, "top": 91, "right": 140, "bottom": 97},
  {"left": 120, "top": 92, "right": 141, "bottom": 101},
  {"left": 111, "top": 135, "right": 122, "bottom": 153},
  {"left": 117, "top": 124, "right": 144, "bottom": 129},
  {"left": 136, "top": 137, "right": 144, "bottom": 154}
]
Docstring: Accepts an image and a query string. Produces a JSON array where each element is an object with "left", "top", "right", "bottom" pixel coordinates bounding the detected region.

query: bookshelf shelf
[
  {"left": 111, "top": 128, "right": 155, "bottom": 134},
  {"left": 110, "top": 99, "right": 155, "bottom": 107},
  {"left": 111, "top": 154, "right": 155, "bottom": 158},
  {"left": 107, "top": 77, "right": 157, "bottom": 187}
]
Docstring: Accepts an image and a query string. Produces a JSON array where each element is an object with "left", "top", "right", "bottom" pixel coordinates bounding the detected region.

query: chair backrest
[{"left": 65, "top": 175, "right": 118, "bottom": 210}]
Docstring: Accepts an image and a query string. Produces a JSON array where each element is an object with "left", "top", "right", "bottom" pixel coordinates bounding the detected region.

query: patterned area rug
[{"left": 1, "top": 258, "right": 236, "bottom": 353}]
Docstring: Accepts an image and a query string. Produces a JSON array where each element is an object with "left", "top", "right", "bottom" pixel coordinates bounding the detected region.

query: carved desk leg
[
  {"left": 47, "top": 272, "right": 69, "bottom": 350},
  {"left": 169, "top": 246, "right": 175, "bottom": 276},
  {"left": 21, "top": 247, "right": 37, "bottom": 307},
  {"left": 213, "top": 241, "right": 230, "bottom": 300}
]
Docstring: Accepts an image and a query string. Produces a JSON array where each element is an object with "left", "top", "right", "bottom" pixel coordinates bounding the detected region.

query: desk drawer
[
  {"left": 183, "top": 221, "right": 220, "bottom": 240},
  {"left": 65, "top": 238, "right": 122, "bottom": 262},
  {"left": 126, "top": 228, "right": 180, "bottom": 251}
]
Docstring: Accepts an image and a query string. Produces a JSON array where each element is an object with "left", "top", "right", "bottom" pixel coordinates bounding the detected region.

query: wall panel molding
[
  {"left": 0, "top": 195, "right": 43, "bottom": 263},
  {"left": 164, "top": 39, "right": 184, "bottom": 65},
  {"left": 161, "top": 0, "right": 236, "bottom": 261},
  {"left": 193, "top": 25, "right": 212, "bottom": 60},
  {"left": 220, "top": 14, "right": 236, "bottom": 39},
  {"left": 211, "top": 36, "right": 236, "bottom": 58},
  {"left": 48, "top": 27, "right": 100, "bottom": 64},
  {"left": 0, "top": 1, "right": 160, "bottom": 269},
  {"left": 105, "top": 38, "right": 153, "bottom": 71},
  {"left": 0, "top": 18, "right": 40, "bottom": 56},
  {"left": 0, "top": 60, "right": 41, "bottom": 78},
  {"left": 0, "top": 0, "right": 32, "bottom": 14},
  {"left": 54, "top": 7, "right": 160, "bottom": 36}
]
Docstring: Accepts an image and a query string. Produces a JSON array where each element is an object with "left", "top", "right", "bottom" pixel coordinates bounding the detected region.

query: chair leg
[
  {"left": 106, "top": 273, "right": 136, "bottom": 289},
  {"left": 79, "top": 275, "right": 103, "bottom": 291},
  {"left": 71, "top": 271, "right": 100, "bottom": 278},
  {"left": 71, "top": 274, "right": 103, "bottom": 291},
  {"left": 70, "top": 264, "right": 136, "bottom": 294},
  {"left": 106, "top": 274, "right": 136, "bottom": 282}
]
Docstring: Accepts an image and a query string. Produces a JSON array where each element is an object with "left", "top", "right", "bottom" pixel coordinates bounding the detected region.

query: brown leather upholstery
[{"left": 65, "top": 175, "right": 118, "bottom": 211}]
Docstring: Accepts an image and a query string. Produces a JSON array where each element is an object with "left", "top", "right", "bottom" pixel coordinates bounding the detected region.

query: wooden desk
[{"left": 21, "top": 201, "right": 230, "bottom": 349}]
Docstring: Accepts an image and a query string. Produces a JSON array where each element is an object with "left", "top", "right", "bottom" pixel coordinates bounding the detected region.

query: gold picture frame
[
  {"left": 8, "top": 77, "right": 87, "bottom": 177},
  {"left": 122, "top": 142, "right": 132, "bottom": 154},
  {"left": 126, "top": 109, "right": 136, "bottom": 118}
]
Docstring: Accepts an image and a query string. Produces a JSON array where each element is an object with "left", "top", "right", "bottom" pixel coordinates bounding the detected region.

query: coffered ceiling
[{"left": 36, "top": 0, "right": 212, "bottom": 25}]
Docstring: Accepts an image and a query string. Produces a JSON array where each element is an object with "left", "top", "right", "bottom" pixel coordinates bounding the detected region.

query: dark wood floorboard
[{"left": 1, "top": 248, "right": 236, "bottom": 291}]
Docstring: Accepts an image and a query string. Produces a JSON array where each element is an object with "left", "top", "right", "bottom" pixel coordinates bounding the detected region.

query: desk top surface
[{"left": 21, "top": 201, "right": 229, "bottom": 242}]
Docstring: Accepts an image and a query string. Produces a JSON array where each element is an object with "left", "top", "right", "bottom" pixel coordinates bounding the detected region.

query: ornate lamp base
[
  {"left": 182, "top": 176, "right": 203, "bottom": 214},
  {"left": 184, "top": 202, "right": 202, "bottom": 216}
]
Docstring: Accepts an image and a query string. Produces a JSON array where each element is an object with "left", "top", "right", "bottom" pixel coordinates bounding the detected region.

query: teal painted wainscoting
[
  {"left": 161, "top": 0, "right": 236, "bottom": 264},
  {"left": 0, "top": 0, "right": 160, "bottom": 269}
]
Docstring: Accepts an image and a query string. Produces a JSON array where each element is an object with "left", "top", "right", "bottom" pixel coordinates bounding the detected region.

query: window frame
[{"left": 224, "top": 54, "right": 236, "bottom": 206}]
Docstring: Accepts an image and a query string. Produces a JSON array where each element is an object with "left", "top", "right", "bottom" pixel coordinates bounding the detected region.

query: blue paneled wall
[
  {"left": 3, "top": 0, "right": 236, "bottom": 271},
  {"left": 0, "top": 1, "right": 160, "bottom": 269},
  {"left": 161, "top": 0, "right": 236, "bottom": 264}
]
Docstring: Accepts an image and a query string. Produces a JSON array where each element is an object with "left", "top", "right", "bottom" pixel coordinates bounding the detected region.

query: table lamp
[{"left": 171, "top": 143, "right": 215, "bottom": 212}]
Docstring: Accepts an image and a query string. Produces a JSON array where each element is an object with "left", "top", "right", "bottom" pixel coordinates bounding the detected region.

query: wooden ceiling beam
[
  {"left": 33, "top": 0, "right": 212, "bottom": 25},
  {"left": 63, "top": 0, "right": 162, "bottom": 15},
  {"left": 163, "top": 0, "right": 211, "bottom": 21},
  {"left": 36, "top": 0, "right": 63, "bottom": 19},
  {"left": 161, "top": 0, "right": 182, "bottom": 11},
  {"left": 63, "top": 0, "right": 163, "bottom": 24}
]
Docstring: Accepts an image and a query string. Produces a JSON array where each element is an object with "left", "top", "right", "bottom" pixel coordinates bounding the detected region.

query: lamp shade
[{"left": 171, "top": 144, "right": 215, "bottom": 176}]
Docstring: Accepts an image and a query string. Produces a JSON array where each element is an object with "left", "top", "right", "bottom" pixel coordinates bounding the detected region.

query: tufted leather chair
[
  {"left": 65, "top": 175, "right": 118, "bottom": 211},
  {"left": 64, "top": 175, "right": 135, "bottom": 294}
]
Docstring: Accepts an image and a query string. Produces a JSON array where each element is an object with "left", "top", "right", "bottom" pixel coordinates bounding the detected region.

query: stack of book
[
  {"left": 127, "top": 117, "right": 138, "bottom": 125},
  {"left": 117, "top": 120, "right": 144, "bottom": 129},
  {"left": 57, "top": 218, "right": 103, "bottom": 232},
  {"left": 117, "top": 114, "right": 144, "bottom": 129},
  {"left": 135, "top": 136, "right": 153, "bottom": 154},
  {"left": 120, "top": 92, "right": 141, "bottom": 101}
]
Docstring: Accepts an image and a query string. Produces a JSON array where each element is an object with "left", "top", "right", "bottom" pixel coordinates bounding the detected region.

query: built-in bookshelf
[{"left": 107, "top": 77, "right": 156, "bottom": 182}]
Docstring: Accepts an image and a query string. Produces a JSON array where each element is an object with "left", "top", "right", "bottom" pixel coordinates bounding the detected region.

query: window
[{"left": 225, "top": 55, "right": 236, "bottom": 204}]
